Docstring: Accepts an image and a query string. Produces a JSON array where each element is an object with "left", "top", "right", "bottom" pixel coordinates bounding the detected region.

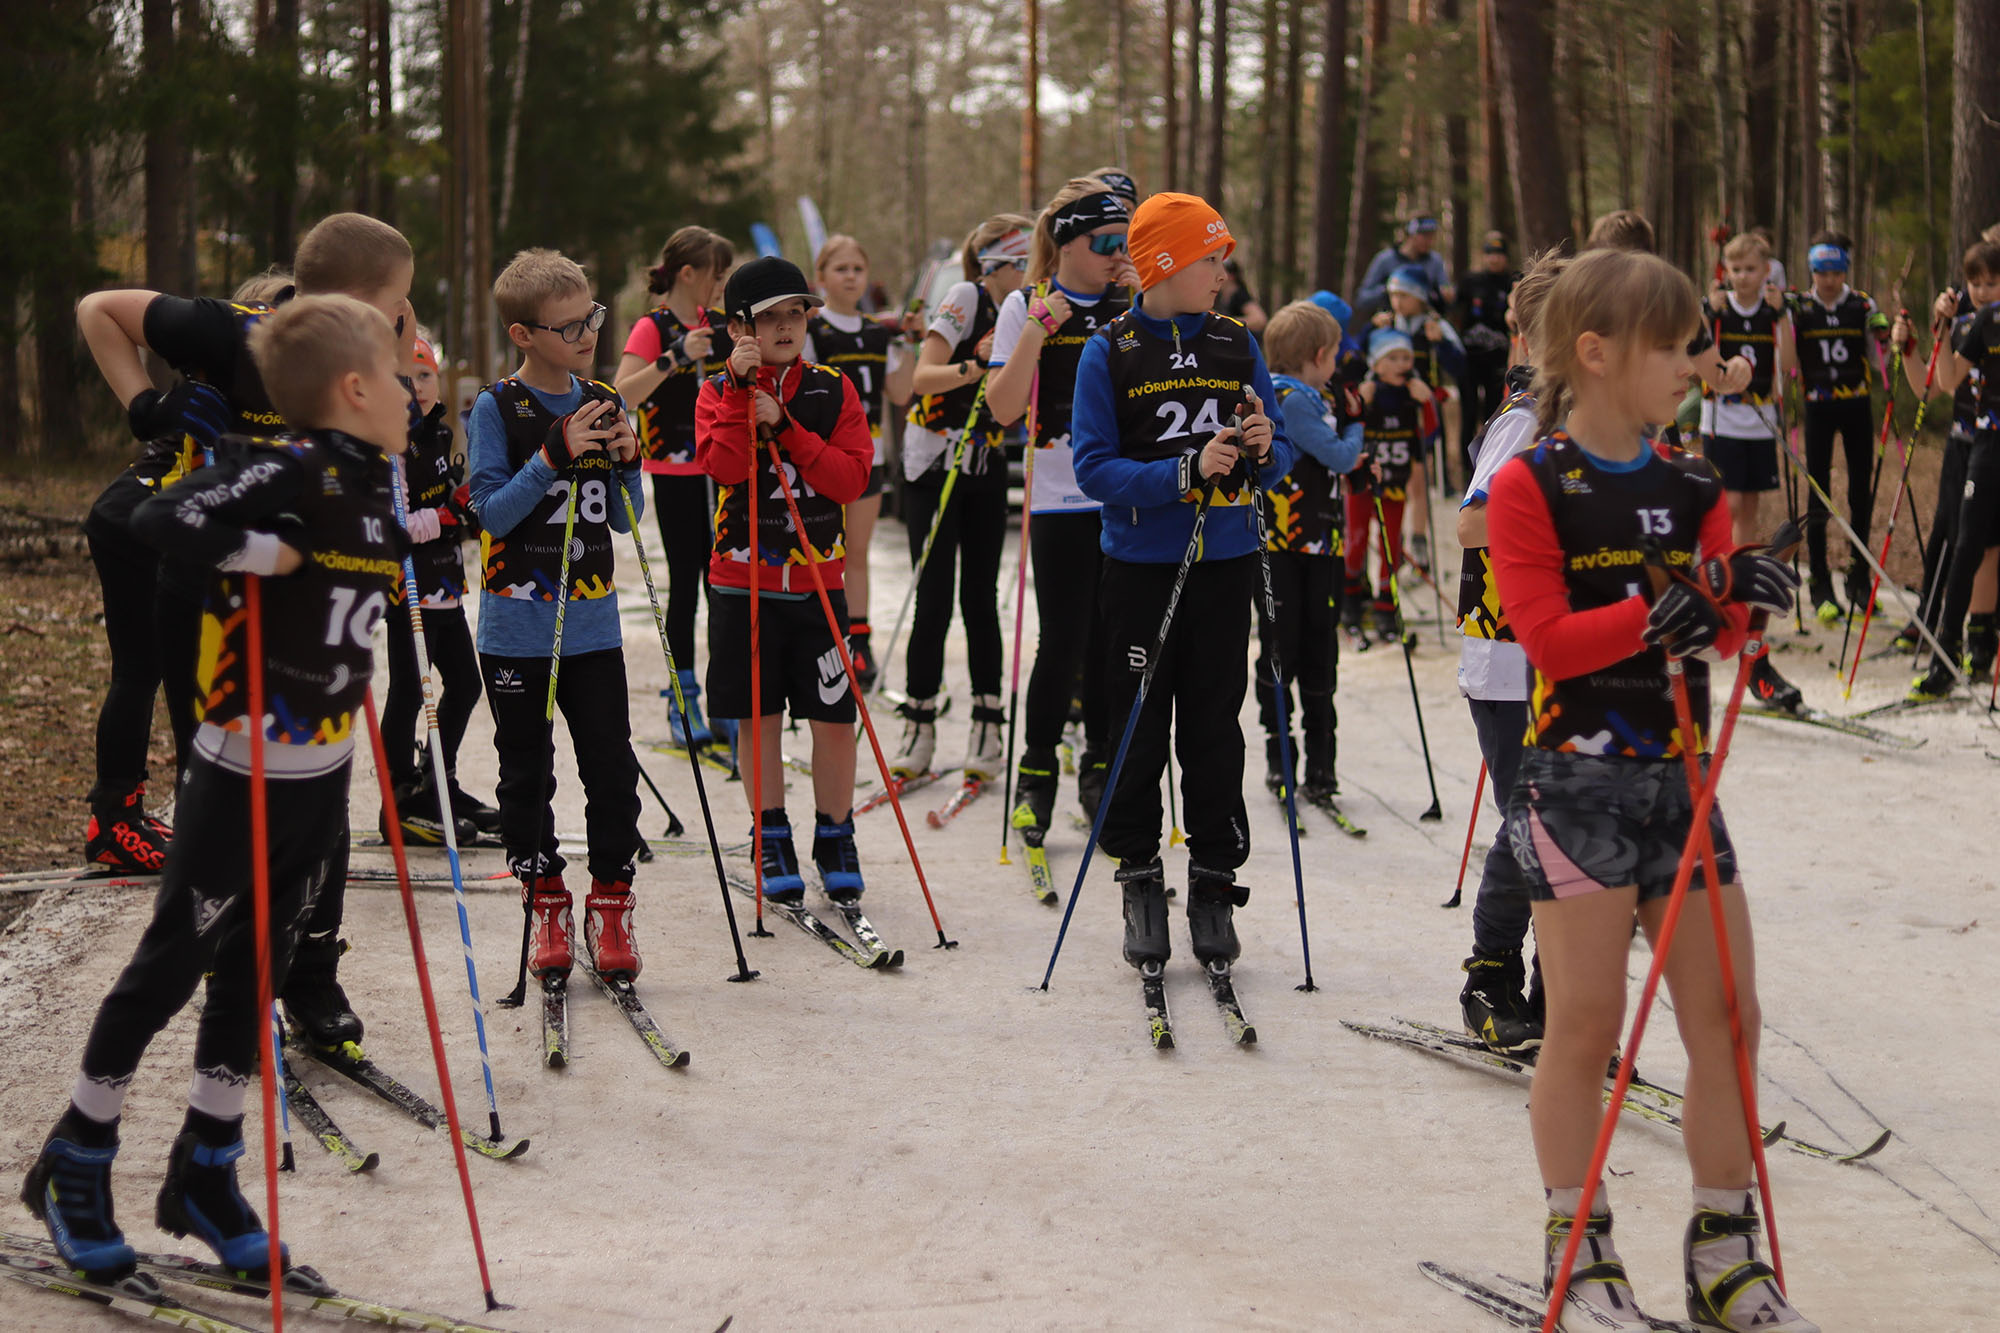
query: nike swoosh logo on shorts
[{"left": 817, "top": 648, "right": 849, "bottom": 705}]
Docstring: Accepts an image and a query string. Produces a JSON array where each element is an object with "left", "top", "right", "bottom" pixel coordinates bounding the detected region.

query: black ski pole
[
  {"left": 1041, "top": 482, "right": 1218, "bottom": 990},
  {"left": 1372, "top": 488, "right": 1444, "bottom": 821},
  {"left": 632, "top": 755, "right": 685, "bottom": 840},
  {"left": 1248, "top": 465, "right": 1317, "bottom": 992},
  {"left": 498, "top": 470, "right": 581, "bottom": 1010},
  {"left": 615, "top": 474, "right": 758, "bottom": 983}
]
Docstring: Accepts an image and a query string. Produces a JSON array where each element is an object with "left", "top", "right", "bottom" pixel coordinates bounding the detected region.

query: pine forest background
[{"left": 5, "top": 0, "right": 1999, "bottom": 455}]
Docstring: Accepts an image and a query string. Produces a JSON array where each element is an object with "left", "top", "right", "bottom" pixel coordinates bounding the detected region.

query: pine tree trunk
[
  {"left": 1490, "top": 0, "right": 1571, "bottom": 253},
  {"left": 0, "top": 259, "right": 20, "bottom": 456},
  {"left": 1163, "top": 0, "right": 1179, "bottom": 191},
  {"left": 1952, "top": 0, "right": 2000, "bottom": 258},
  {"left": 1479, "top": 0, "right": 1512, "bottom": 237},
  {"left": 1815, "top": 0, "right": 1847, "bottom": 232},
  {"left": 1341, "top": 0, "right": 1386, "bottom": 296},
  {"left": 1670, "top": 15, "right": 1700, "bottom": 272},
  {"left": 1257, "top": 0, "right": 1281, "bottom": 299},
  {"left": 142, "top": 0, "right": 185, "bottom": 294},
  {"left": 374, "top": 0, "right": 395, "bottom": 225},
  {"left": 1440, "top": 0, "right": 1470, "bottom": 275},
  {"left": 1205, "top": 0, "right": 1228, "bottom": 203},
  {"left": 262, "top": 0, "right": 299, "bottom": 264},
  {"left": 34, "top": 142, "right": 86, "bottom": 454},
  {"left": 1185, "top": 0, "right": 1205, "bottom": 190},
  {"left": 1279, "top": 0, "right": 1306, "bottom": 299},
  {"left": 1746, "top": 0, "right": 1781, "bottom": 232},
  {"left": 1796, "top": 0, "right": 1820, "bottom": 243}
]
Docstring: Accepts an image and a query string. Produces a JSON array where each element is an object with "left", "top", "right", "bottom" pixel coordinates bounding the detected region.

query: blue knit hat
[
  {"left": 1387, "top": 265, "right": 1431, "bottom": 300},
  {"left": 1368, "top": 328, "right": 1414, "bottom": 366},
  {"left": 1310, "top": 290, "right": 1353, "bottom": 329}
]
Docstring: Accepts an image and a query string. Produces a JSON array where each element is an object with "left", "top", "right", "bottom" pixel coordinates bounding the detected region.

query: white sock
[
  {"left": 188, "top": 1065, "right": 250, "bottom": 1122},
  {"left": 69, "top": 1072, "right": 129, "bottom": 1126}
]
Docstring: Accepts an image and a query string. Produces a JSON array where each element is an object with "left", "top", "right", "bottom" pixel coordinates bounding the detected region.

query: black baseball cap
[{"left": 724, "top": 256, "right": 823, "bottom": 322}]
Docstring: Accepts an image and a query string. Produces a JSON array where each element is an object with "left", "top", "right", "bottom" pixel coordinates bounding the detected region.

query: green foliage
[{"left": 1844, "top": 0, "right": 1953, "bottom": 293}]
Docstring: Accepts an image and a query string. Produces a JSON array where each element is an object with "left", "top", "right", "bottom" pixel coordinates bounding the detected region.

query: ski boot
[
  {"left": 1460, "top": 950, "right": 1542, "bottom": 1055},
  {"left": 847, "top": 622, "right": 878, "bottom": 693},
  {"left": 1077, "top": 750, "right": 1108, "bottom": 826},
  {"left": 521, "top": 875, "right": 574, "bottom": 978},
  {"left": 1407, "top": 531, "right": 1432, "bottom": 574},
  {"left": 445, "top": 775, "right": 503, "bottom": 839},
  {"left": 811, "top": 811, "right": 865, "bottom": 905},
  {"left": 755, "top": 811, "right": 807, "bottom": 906},
  {"left": 383, "top": 772, "right": 475, "bottom": 847},
  {"left": 1117, "top": 858, "right": 1171, "bottom": 968},
  {"left": 1964, "top": 613, "right": 1997, "bottom": 681},
  {"left": 1340, "top": 583, "right": 1370, "bottom": 650},
  {"left": 584, "top": 879, "right": 640, "bottom": 981},
  {"left": 890, "top": 696, "right": 938, "bottom": 780},
  {"left": 281, "top": 931, "right": 363, "bottom": 1047},
  {"left": 1543, "top": 1191, "right": 1651, "bottom": 1332},
  {"left": 667, "top": 667, "right": 712, "bottom": 749},
  {"left": 1187, "top": 863, "right": 1248, "bottom": 965},
  {"left": 1263, "top": 737, "right": 1295, "bottom": 799},
  {"left": 1843, "top": 565, "right": 1874, "bottom": 621},
  {"left": 1011, "top": 748, "right": 1057, "bottom": 847},
  {"left": 964, "top": 694, "right": 1006, "bottom": 781},
  {"left": 1907, "top": 656, "right": 1957, "bottom": 704},
  {"left": 1808, "top": 573, "right": 1842, "bottom": 627},
  {"left": 21, "top": 1116, "right": 137, "bottom": 1281},
  {"left": 1684, "top": 1191, "right": 1819, "bottom": 1331},
  {"left": 1747, "top": 653, "right": 1802, "bottom": 713},
  {"left": 1372, "top": 599, "right": 1400, "bottom": 646},
  {"left": 1299, "top": 772, "right": 1340, "bottom": 804},
  {"left": 84, "top": 783, "right": 171, "bottom": 874},
  {"left": 157, "top": 1131, "right": 288, "bottom": 1276},
  {"left": 1890, "top": 620, "right": 1922, "bottom": 653}
]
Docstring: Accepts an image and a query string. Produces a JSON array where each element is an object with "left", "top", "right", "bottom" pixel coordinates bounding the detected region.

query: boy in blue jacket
[
  {"left": 1071, "top": 192, "right": 1294, "bottom": 971},
  {"left": 1257, "top": 300, "right": 1365, "bottom": 805}
]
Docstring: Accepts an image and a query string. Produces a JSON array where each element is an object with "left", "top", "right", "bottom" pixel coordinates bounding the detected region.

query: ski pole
[
  {"left": 632, "top": 755, "right": 685, "bottom": 840},
  {"left": 1424, "top": 356, "right": 1450, "bottom": 649},
  {"left": 242, "top": 574, "right": 285, "bottom": 1331},
  {"left": 362, "top": 691, "right": 506, "bottom": 1313},
  {"left": 386, "top": 457, "right": 509, "bottom": 1144},
  {"left": 1371, "top": 489, "right": 1444, "bottom": 820},
  {"left": 614, "top": 473, "right": 759, "bottom": 982},
  {"left": 1845, "top": 319, "right": 1947, "bottom": 696},
  {"left": 998, "top": 374, "right": 1039, "bottom": 867},
  {"left": 270, "top": 1006, "right": 294, "bottom": 1172},
  {"left": 1248, "top": 459, "right": 1317, "bottom": 992},
  {"left": 1041, "top": 482, "right": 1219, "bottom": 989},
  {"left": 1165, "top": 751, "right": 1185, "bottom": 846},
  {"left": 763, "top": 432, "right": 957, "bottom": 948},
  {"left": 874, "top": 378, "right": 990, "bottom": 695},
  {"left": 1543, "top": 581, "right": 1785, "bottom": 1333},
  {"left": 1442, "top": 760, "right": 1485, "bottom": 909},
  {"left": 497, "top": 468, "right": 581, "bottom": 1010}
]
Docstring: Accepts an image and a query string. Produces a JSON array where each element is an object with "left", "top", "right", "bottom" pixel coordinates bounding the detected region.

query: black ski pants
[
  {"left": 1930, "top": 431, "right": 2000, "bottom": 659},
  {"left": 1468, "top": 697, "right": 1533, "bottom": 957},
  {"left": 1100, "top": 554, "right": 1255, "bottom": 872},
  {"left": 80, "top": 755, "right": 350, "bottom": 1091},
  {"left": 1916, "top": 430, "right": 1971, "bottom": 632},
  {"left": 1253, "top": 550, "right": 1340, "bottom": 781},
  {"left": 481, "top": 647, "right": 642, "bottom": 883},
  {"left": 1803, "top": 397, "right": 1876, "bottom": 587},
  {"left": 650, "top": 472, "right": 714, "bottom": 671},
  {"left": 901, "top": 461, "right": 1007, "bottom": 700},
  {"left": 382, "top": 604, "right": 483, "bottom": 788},
  {"left": 1024, "top": 510, "right": 1109, "bottom": 757}
]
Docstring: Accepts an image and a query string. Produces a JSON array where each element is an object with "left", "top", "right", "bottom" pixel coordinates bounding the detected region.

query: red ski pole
[
  {"left": 362, "top": 691, "right": 506, "bottom": 1311},
  {"left": 1543, "top": 571, "right": 1787, "bottom": 1332},
  {"left": 242, "top": 576, "right": 284, "bottom": 1331},
  {"left": 1442, "top": 761, "right": 1485, "bottom": 909},
  {"left": 764, "top": 433, "right": 956, "bottom": 948}
]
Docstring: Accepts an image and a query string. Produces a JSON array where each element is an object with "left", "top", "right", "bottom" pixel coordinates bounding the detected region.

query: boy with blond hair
[
  {"left": 25, "top": 294, "right": 414, "bottom": 1283},
  {"left": 468, "top": 248, "right": 646, "bottom": 983}
]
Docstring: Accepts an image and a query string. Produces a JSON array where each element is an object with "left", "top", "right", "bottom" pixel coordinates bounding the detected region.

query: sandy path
[{"left": 2, "top": 507, "right": 1995, "bottom": 1331}]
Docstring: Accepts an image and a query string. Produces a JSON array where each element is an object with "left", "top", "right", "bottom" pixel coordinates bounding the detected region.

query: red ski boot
[
  {"left": 522, "top": 877, "right": 573, "bottom": 978},
  {"left": 585, "top": 882, "right": 641, "bottom": 981}
]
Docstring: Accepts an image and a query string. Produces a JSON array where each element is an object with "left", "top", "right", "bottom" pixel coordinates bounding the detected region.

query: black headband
[
  {"left": 1050, "top": 192, "right": 1131, "bottom": 248},
  {"left": 1095, "top": 171, "right": 1138, "bottom": 202}
]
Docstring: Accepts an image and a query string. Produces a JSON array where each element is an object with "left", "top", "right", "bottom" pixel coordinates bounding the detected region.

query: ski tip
[
  {"left": 925, "top": 811, "right": 944, "bottom": 828},
  {"left": 544, "top": 1050, "right": 566, "bottom": 1071},
  {"left": 1843, "top": 1128, "right": 1893, "bottom": 1161},
  {"left": 353, "top": 1151, "right": 381, "bottom": 1173},
  {"left": 1762, "top": 1121, "right": 1786, "bottom": 1146},
  {"left": 1151, "top": 1029, "right": 1175, "bottom": 1050},
  {"left": 1236, "top": 1026, "right": 1259, "bottom": 1046}
]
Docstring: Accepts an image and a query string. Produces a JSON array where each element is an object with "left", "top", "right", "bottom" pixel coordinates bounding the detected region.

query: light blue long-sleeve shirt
[
  {"left": 467, "top": 375, "right": 643, "bottom": 657},
  {"left": 1271, "top": 374, "right": 1364, "bottom": 475}
]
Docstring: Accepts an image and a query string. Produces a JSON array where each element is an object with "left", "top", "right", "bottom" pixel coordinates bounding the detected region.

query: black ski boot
[
  {"left": 445, "top": 773, "right": 503, "bottom": 838},
  {"left": 1843, "top": 565, "right": 1874, "bottom": 620},
  {"left": 383, "top": 771, "right": 476, "bottom": 847},
  {"left": 1747, "top": 653, "right": 1803, "bottom": 713},
  {"left": 157, "top": 1128, "right": 288, "bottom": 1275},
  {"left": 1460, "top": 950, "right": 1542, "bottom": 1054},
  {"left": 1117, "top": 859, "right": 1171, "bottom": 968},
  {"left": 1372, "top": 599, "right": 1400, "bottom": 646},
  {"left": 1965, "top": 613, "right": 1997, "bottom": 680},
  {"left": 1341, "top": 582, "right": 1369, "bottom": 648},
  {"left": 21, "top": 1113, "right": 136, "bottom": 1281},
  {"left": 1187, "top": 863, "right": 1249, "bottom": 966},
  {"left": 1907, "top": 654, "right": 1958, "bottom": 704},
  {"left": 1263, "top": 737, "right": 1294, "bottom": 798},
  {"left": 1010, "top": 748, "right": 1058, "bottom": 847},
  {"left": 1077, "top": 750, "right": 1108, "bottom": 826},
  {"left": 281, "top": 931, "right": 362, "bottom": 1049}
]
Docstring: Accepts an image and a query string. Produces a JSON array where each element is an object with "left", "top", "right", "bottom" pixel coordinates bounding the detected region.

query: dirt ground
[{"left": 1, "top": 451, "right": 1994, "bottom": 1332}]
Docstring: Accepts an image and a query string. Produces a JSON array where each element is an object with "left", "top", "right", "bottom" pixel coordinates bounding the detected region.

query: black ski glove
[
  {"left": 129, "top": 380, "right": 230, "bottom": 448},
  {"left": 1642, "top": 581, "right": 1726, "bottom": 659},
  {"left": 1693, "top": 547, "right": 1800, "bottom": 616}
]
